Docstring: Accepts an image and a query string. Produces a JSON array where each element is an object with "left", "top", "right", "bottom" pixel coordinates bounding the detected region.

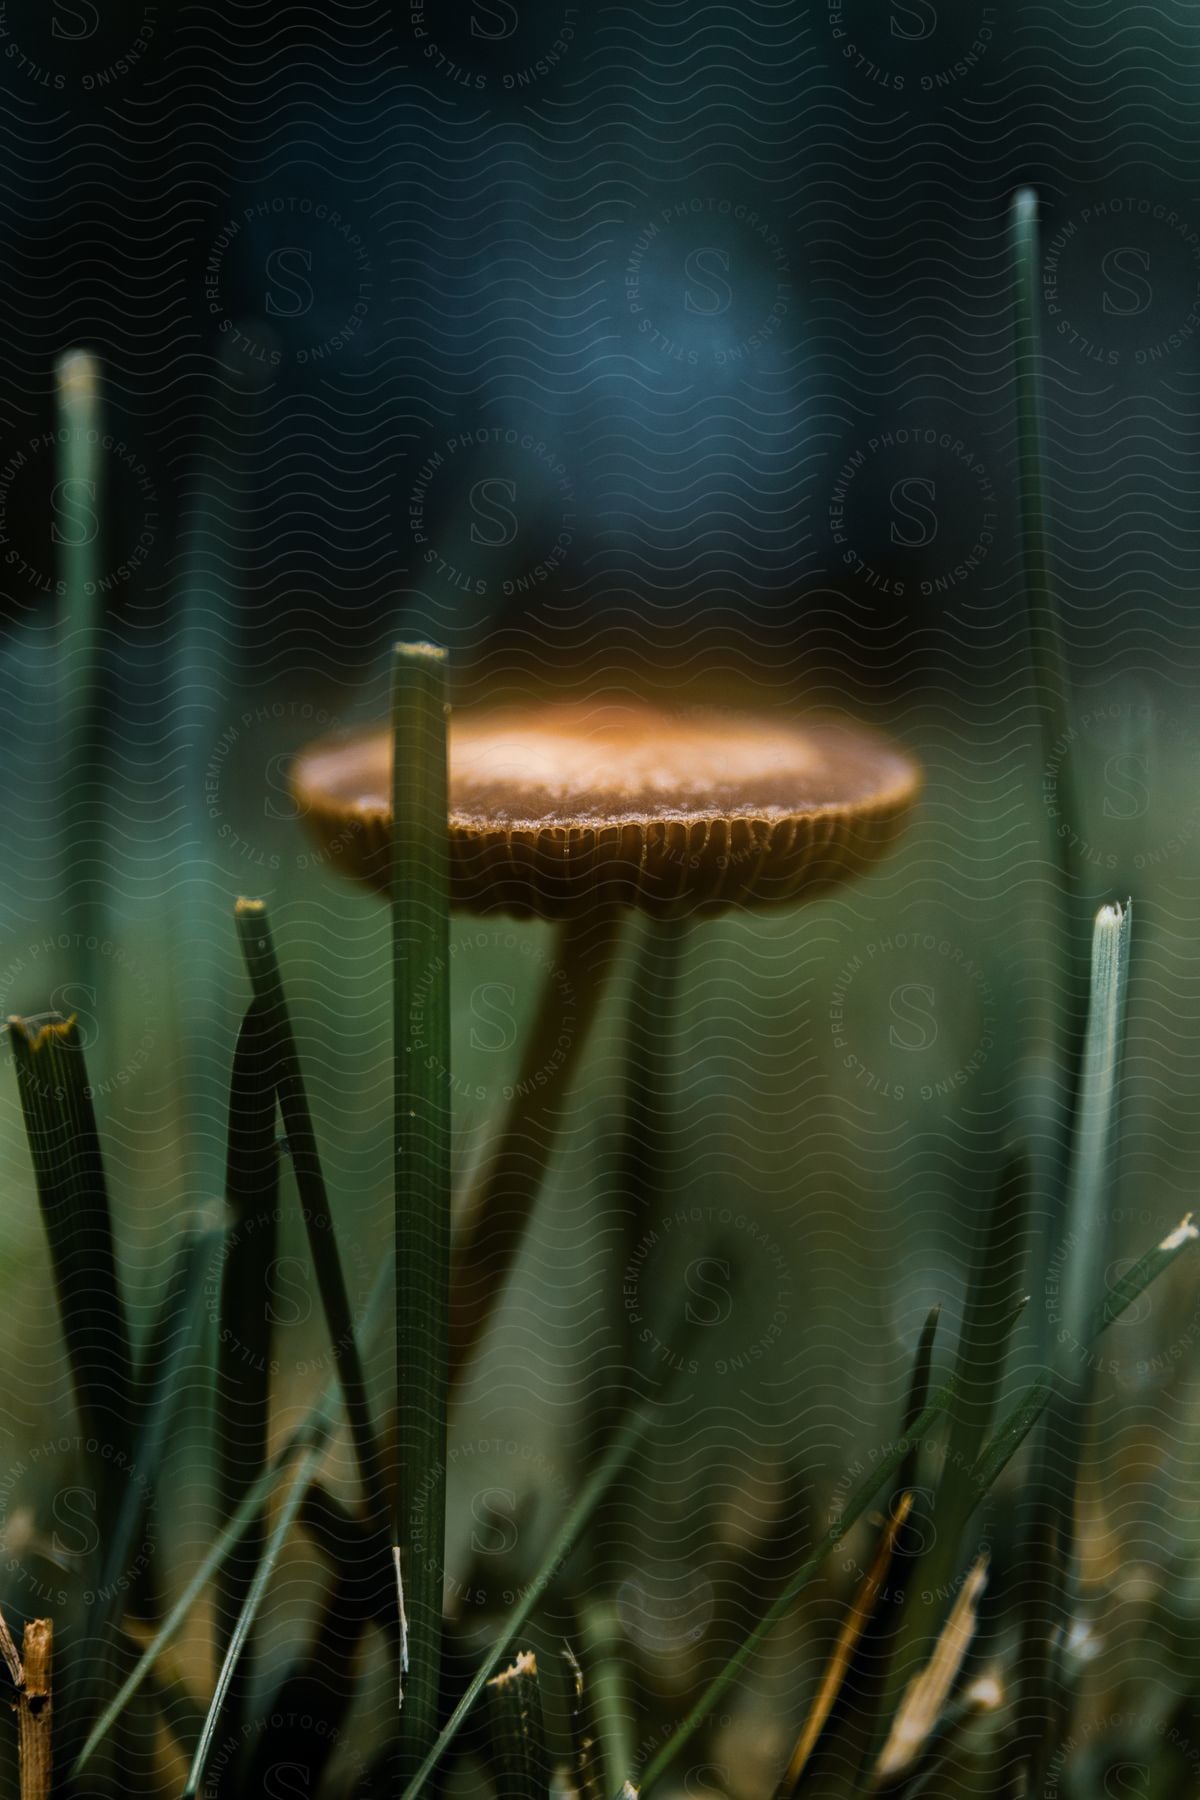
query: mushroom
[
  {"left": 292, "top": 699, "right": 920, "bottom": 1375},
  {"left": 292, "top": 701, "right": 919, "bottom": 919}
]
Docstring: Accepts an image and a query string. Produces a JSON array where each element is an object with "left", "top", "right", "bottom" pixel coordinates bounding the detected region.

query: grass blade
[
  {"left": 391, "top": 642, "right": 451, "bottom": 1774},
  {"left": 234, "top": 900, "right": 388, "bottom": 1529},
  {"left": 215, "top": 1001, "right": 280, "bottom": 1725},
  {"left": 562, "top": 1643, "right": 603, "bottom": 1800},
  {"left": 1022, "top": 902, "right": 1132, "bottom": 1775},
  {"left": 7, "top": 1015, "right": 133, "bottom": 1479},
  {"left": 401, "top": 1400, "right": 660, "bottom": 1800},
  {"left": 56, "top": 350, "right": 106, "bottom": 1006},
  {"left": 485, "top": 1651, "right": 548, "bottom": 1800},
  {"left": 947, "top": 1152, "right": 1031, "bottom": 1474},
  {"left": 1054, "top": 902, "right": 1132, "bottom": 1369},
  {"left": 181, "top": 1440, "right": 325, "bottom": 1799},
  {"left": 1087, "top": 1210, "right": 1197, "bottom": 1337}
]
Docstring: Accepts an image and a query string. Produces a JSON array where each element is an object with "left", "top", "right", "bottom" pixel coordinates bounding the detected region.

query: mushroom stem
[{"left": 448, "top": 901, "right": 627, "bottom": 1382}]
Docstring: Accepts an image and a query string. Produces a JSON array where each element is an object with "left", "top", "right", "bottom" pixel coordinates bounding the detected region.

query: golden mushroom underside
[{"left": 292, "top": 710, "right": 921, "bottom": 920}]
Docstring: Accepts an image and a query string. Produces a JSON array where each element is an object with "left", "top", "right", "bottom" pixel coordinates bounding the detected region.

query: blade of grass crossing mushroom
[
  {"left": 485, "top": 1652, "right": 548, "bottom": 1800},
  {"left": 181, "top": 1439, "right": 326, "bottom": 1800},
  {"left": 56, "top": 351, "right": 106, "bottom": 1006},
  {"left": 215, "top": 1000, "right": 280, "bottom": 1731},
  {"left": 400, "top": 1400, "right": 660, "bottom": 1800},
  {"left": 391, "top": 642, "right": 451, "bottom": 1771},
  {"left": 6, "top": 1016, "right": 133, "bottom": 1498},
  {"left": 234, "top": 900, "right": 388, "bottom": 1531}
]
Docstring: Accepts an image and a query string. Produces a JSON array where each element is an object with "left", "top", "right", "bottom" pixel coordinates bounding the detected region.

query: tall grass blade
[
  {"left": 391, "top": 641, "right": 451, "bottom": 1773},
  {"left": 234, "top": 899, "right": 387, "bottom": 1528},
  {"left": 1010, "top": 188, "right": 1091, "bottom": 1343},
  {"left": 400, "top": 1400, "right": 660, "bottom": 1800},
  {"left": 1010, "top": 191, "right": 1077, "bottom": 866},
  {"left": 1023, "top": 902, "right": 1132, "bottom": 1773},
  {"left": 215, "top": 1000, "right": 280, "bottom": 1727},
  {"left": 181, "top": 1440, "right": 325, "bottom": 1799},
  {"left": 7, "top": 1015, "right": 133, "bottom": 1490},
  {"left": 56, "top": 351, "right": 105, "bottom": 1004},
  {"left": 485, "top": 1651, "right": 548, "bottom": 1800}
]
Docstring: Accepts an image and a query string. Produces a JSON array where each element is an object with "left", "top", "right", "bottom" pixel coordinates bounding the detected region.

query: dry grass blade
[
  {"left": 0, "top": 1612, "right": 54, "bottom": 1800},
  {"left": 876, "top": 1558, "right": 988, "bottom": 1784},
  {"left": 775, "top": 1492, "right": 915, "bottom": 1799}
]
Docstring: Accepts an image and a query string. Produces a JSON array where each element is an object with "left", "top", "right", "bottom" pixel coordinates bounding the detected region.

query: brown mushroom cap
[{"left": 291, "top": 702, "right": 920, "bottom": 919}]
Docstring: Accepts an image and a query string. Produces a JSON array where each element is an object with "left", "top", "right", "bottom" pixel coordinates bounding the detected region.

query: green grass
[{"left": 390, "top": 641, "right": 452, "bottom": 1779}]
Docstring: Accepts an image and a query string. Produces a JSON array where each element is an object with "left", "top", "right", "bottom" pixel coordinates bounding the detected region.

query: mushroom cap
[{"left": 291, "top": 702, "right": 920, "bottom": 919}]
